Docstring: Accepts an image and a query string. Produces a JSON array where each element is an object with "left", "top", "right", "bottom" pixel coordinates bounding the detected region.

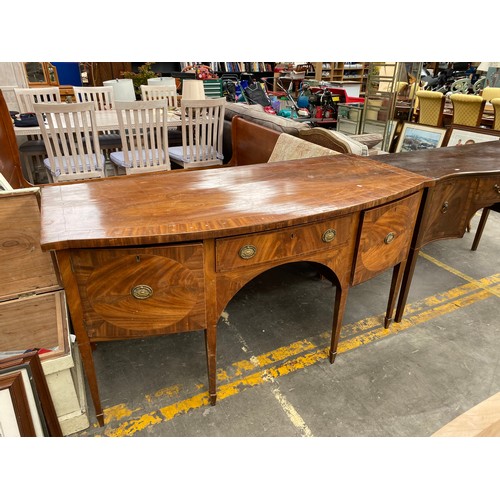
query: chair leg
[{"left": 471, "top": 208, "right": 491, "bottom": 251}]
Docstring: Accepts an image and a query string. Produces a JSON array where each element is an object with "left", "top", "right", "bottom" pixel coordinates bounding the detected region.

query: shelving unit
[
  {"left": 312, "top": 62, "right": 369, "bottom": 94},
  {"left": 359, "top": 62, "right": 422, "bottom": 151}
]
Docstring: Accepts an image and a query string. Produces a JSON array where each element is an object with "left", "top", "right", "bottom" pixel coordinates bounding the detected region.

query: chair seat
[
  {"left": 110, "top": 149, "right": 167, "bottom": 168},
  {"left": 168, "top": 146, "right": 223, "bottom": 164},
  {"left": 43, "top": 154, "right": 105, "bottom": 177},
  {"left": 19, "top": 139, "right": 47, "bottom": 154},
  {"left": 98, "top": 133, "right": 122, "bottom": 147},
  {"left": 167, "top": 128, "right": 183, "bottom": 147}
]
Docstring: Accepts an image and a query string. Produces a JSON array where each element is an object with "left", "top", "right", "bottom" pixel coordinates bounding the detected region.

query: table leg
[
  {"left": 394, "top": 247, "right": 420, "bottom": 323},
  {"left": 78, "top": 339, "right": 104, "bottom": 426},
  {"left": 471, "top": 208, "right": 491, "bottom": 251},
  {"left": 205, "top": 326, "right": 217, "bottom": 405},
  {"left": 329, "top": 282, "right": 349, "bottom": 364},
  {"left": 384, "top": 262, "right": 405, "bottom": 329}
]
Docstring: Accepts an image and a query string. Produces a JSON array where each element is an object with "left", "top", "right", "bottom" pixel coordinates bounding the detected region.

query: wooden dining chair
[
  {"left": 140, "top": 85, "right": 178, "bottom": 107},
  {"left": 415, "top": 90, "right": 445, "bottom": 127},
  {"left": 450, "top": 94, "right": 486, "bottom": 127},
  {"left": 110, "top": 99, "right": 171, "bottom": 175},
  {"left": 14, "top": 87, "right": 61, "bottom": 184},
  {"left": 73, "top": 85, "right": 122, "bottom": 170},
  {"left": 141, "top": 84, "right": 182, "bottom": 147},
  {"left": 168, "top": 97, "right": 226, "bottom": 169},
  {"left": 33, "top": 101, "right": 106, "bottom": 183}
]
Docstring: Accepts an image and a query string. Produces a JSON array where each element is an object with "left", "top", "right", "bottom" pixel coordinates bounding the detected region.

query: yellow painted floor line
[
  {"left": 90, "top": 272, "right": 500, "bottom": 437},
  {"left": 420, "top": 251, "right": 500, "bottom": 298}
]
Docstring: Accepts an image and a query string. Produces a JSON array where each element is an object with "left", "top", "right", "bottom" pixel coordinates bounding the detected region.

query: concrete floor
[{"left": 73, "top": 209, "right": 500, "bottom": 438}]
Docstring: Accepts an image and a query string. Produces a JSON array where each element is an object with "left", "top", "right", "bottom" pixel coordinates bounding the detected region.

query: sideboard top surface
[
  {"left": 40, "top": 155, "right": 430, "bottom": 250},
  {"left": 378, "top": 140, "right": 500, "bottom": 179}
]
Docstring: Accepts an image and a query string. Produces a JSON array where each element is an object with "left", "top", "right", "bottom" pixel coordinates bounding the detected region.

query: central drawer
[{"left": 216, "top": 215, "right": 355, "bottom": 273}]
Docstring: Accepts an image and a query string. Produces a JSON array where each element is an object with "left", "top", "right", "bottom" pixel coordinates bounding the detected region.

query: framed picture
[
  {"left": 0, "top": 351, "right": 62, "bottom": 437},
  {"left": 395, "top": 123, "right": 447, "bottom": 153},
  {"left": 443, "top": 125, "right": 500, "bottom": 147},
  {"left": 385, "top": 119, "right": 402, "bottom": 152}
]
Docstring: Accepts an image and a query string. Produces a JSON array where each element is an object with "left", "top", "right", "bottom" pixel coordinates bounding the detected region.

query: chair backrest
[
  {"left": 180, "top": 98, "right": 226, "bottom": 167},
  {"left": 114, "top": 99, "right": 170, "bottom": 172},
  {"left": 416, "top": 90, "right": 445, "bottom": 127},
  {"left": 450, "top": 94, "right": 486, "bottom": 126},
  {"left": 481, "top": 86, "right": 500, "bottom": 102},
  {"left": 450, "top": 78, "right": 472, "bottom": 94},
  {"left": 473, "top": 76, "right": 486, "bottom": 95},
  {"left": 491, "top": 98, "right": 500, "bottom": 131},
  {"left": 73, "top": 86, "right": 116, "bottom": 111},
  {"left": 14, "top": 87, "right": 61, "bottom": 113},
  {"left": 33, "top": 101, "right": 105, "bottom": 182},
  {"left": 0, "top": 90, "right": 30, "bottom": 188},
  {"left": 140, "top": 85, "right": 178, "bottom": 108}
]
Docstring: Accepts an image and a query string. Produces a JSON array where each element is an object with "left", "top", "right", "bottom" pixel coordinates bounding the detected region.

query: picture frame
[
  {"left": 385, "top": 119, "right": 401, "bottom": 152},
  {"left": 0, "top": 351, "right": 62, "bottom": 437},
  {"left": 443, "top": 125, "right": 500, "bottom": 147},
  {"left": 395, "top": 123, "right": 447, "bottom": 153}
]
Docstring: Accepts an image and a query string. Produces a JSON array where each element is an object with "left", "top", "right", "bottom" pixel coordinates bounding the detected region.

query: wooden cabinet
[
  {"left": 0, "top": 188, "right": 89, "bottom": 435},
  {"left": 40, "top": 156, "right": 429, "bottom": 426}
]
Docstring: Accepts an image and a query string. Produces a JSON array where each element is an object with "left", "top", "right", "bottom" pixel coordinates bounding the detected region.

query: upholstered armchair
[
  {"left": 415, "top": 90, "right": 445, "bottom": 127},
  {"left": 450, "top": 94, "right": 486, "bottom": 127},
  {"left": 491, "top": 97, "right": 500, "bottom": 130}
]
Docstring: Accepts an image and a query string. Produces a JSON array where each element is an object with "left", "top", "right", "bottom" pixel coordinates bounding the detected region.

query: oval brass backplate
[
  {"left": 239, "top": 244, "right": 257, "bottom": 260},
  {"left": 384, "top": 232, "right": 395, "bottom": 244},
  {"left": 322, "top": 228, "right": 336, "bottom": 243},
  {"left": 494, "top": 184, "right": 500, "bottom": 194},
  {"left": 131, "top": 284, "right": 153, "bottom": 300},
  {"left": 441, "top": 201, "right": 449, "bottom": 214}
]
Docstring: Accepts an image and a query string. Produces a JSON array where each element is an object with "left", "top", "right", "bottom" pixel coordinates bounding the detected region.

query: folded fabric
[{"left": 267, "top": 133, "right": 339, "bottom": 163}]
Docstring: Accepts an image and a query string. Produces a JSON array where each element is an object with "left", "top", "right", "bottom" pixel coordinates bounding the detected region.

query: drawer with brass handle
[
  {"left": 351, "top": 192, "right": 422, "bottom": 286},
  {"left": 475, "top": 175, "right": 500, "bottom": 205},
  {"left": 69, "top": 244, "right": 206, "bottom": 338},
  {"left": 215, "top": 215, "right": 355, "bottom": 272}
]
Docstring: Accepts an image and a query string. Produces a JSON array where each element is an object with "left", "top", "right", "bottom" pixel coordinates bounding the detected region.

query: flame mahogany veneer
[{"left": 40, "top": 155, "right": 429, "bottom": 426}]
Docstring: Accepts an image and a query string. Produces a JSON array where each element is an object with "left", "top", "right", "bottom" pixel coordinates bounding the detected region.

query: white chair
[
  {"left": 14, "top": 87, "right": 61, "bottom": 184},
  {"left": 141, "top": 84, "right": 182, "bottom": 147},
  {"left": 168, "top": 98, "right": 226, "bottom": 169},
  {"left": 73, "top": 85, "right": 122, "bottom": 172},
  {"left": 110, "top": 100, "right": 171, "bottom": 175},
  {"left": 73, "top": 86, "right": 115, "bottom": 111},
  {"left": 140, "top": 85, "right": 178, "bottom": 108},
  {"left": 33, "top": 101, "right": 106, "bottom": 183}
]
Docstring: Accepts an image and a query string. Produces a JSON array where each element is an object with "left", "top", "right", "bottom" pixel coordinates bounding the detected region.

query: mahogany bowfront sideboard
[
  {"left": 377, "top": 140, "right": 500, "bottom": 323},
  {"left": 40, "top": 155, "right": 429, "bottom": 426}
]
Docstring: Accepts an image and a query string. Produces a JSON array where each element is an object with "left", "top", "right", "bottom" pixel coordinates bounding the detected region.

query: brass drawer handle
[
  {"left": 239, "top": 244, "right": 257, "bottom": 260},
  {"left": 494, "top": 184, "right": 500, "bottom": 195},
  {"left": 384, "top": 232, "right": 395, "bottom": 244},
  {"left": 131, "top": 284, "right": 153, "bottom": 300},
  {"left": 322, "top": 228, "right": 337, "bottom": 243},
  {"left": 441, "top": 201, "right": 449, "bottom": 214}
]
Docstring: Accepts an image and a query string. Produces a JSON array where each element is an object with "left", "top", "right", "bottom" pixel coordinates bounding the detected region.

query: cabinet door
[
  {"left": 352, "top": 192, "right": 422, "bottom": 286},
  {"left": 420, "top": 178, "right": 474, "bottom": 245},
  {"left": 69, "top": 244, "right": 206, "bottom": 339}
]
